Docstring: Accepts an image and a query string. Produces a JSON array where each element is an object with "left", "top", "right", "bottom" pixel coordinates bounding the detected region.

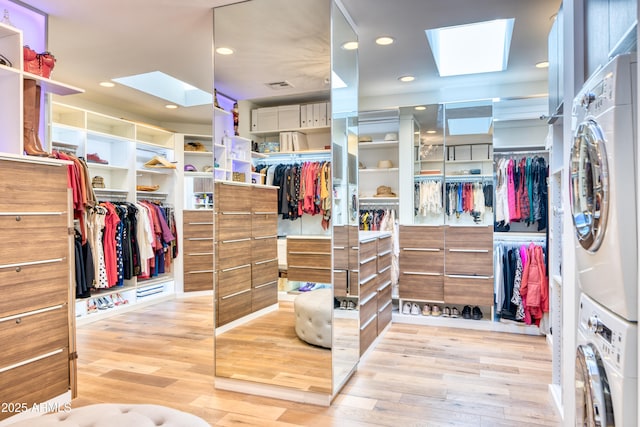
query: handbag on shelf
[
  {"left": 0, "top": 53, "right": 12, "bottom": 67},
  {"left": 23, "top": 45, "right": 56, "bottom": 78}
]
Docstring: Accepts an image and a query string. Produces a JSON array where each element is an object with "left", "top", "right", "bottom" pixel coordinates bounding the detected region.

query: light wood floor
[{"left": 74, "top": 296, "right": 561, "bottom": 426}]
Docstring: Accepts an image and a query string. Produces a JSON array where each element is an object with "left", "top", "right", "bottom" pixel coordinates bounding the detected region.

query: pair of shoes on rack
[
  {"left": 422, "top": 304, "right": 431, "bottom": 316},
  {"left": 402, "top": 302, "right": 411, "bottom": 315},
  {"left": 461, "top": 305, "right": 483, "bottom": 320},
  {"left": 442, "top": 307, "right": 451, "bottom": 317},
  {"left": 95, "top": 296, "right": 115, "bottom": 310},
  {"left": 411, "top": 303, "right": 421, "bottom": 315},
  {"left": 298, "top": 282, "right": 317, "bottom": 292},
  {"left": 86, "top": 152, "right": 108, "bottom": 164},
  {"left": 113, "top": 293, "right": 128, "bottom": 306}
]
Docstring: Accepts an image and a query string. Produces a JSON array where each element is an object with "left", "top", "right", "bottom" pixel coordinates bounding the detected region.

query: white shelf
[
  {"left": 232, "top": 135, "right": 252, "bottom": 143},
  {"left": 87, "top": 163, "right": 129, "bottom": 171},
  {"left": 93, "top": 187, "right": 128, "bottom": 194},
  {"left": 445, "top": 159, "right": 493, "bottom": 164},
  {"left": 251, "top": 125, "right": 330, "bottom": 136},
  {"left": 184, "top": 171, "right": 213, "bottom": 177},
  {"left": 184, "top": 151, "right": 213, "bottom": 156},
  {"left": 23, "top": 72, "right": 84, "bottom": 96},
  {"left": 231, "top": 158, "right": 251, "bottom": 164},
  {"left": 137, "top": 191, "right": 169, "bottom": 197},
  {"left": 263, "top": 149, "right": 330, "bottom": 157},
  {"left": 137, "top": 168, "right": 175, "bottom": 175},
  {"left": 359, "top": 167, "right": 399, "bottom": 173},
  {"left": 251, "top": 151, "right": 268, "bottom": 158},
  {"left": 214, "top": 106, "right": 231, "bottom": 116},
  {"left": 360, "top": 197, "right": 399, "bottom": 202},
  {"left": 359, "top": 141, "right": 398, "bottom": 149},
  {"left": 415, "top": 158, "right": 444, "bottom": 162}
]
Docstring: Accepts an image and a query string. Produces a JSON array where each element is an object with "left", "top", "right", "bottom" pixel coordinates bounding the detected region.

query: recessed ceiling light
[
  {"left": 414, "top": 131, "right": 420, "bottom": 135},
  {"left": 216, "top": 47, "right": 234, "bottom": 55},
  {"left": 426, "top": 18, "right": 515, "bottom": 77},
  {"left": 427, "top": 130, "right": 437, "bottom": 134},
  {"left": 414, "top": 106, "right": 426, "bottom": 111},
  {"left": 535, "top": 61, "right": 549, "bottom": 68},
  {"left": 375, "top": 36, "right": 395, "bottom": 46},
  {"left": 165, "top": 104, "right": 178, "bottom": 109},
  {"left": 342, "top": 41, "right": 358, "bottom": 50},
  {"left": 99, "top": 81, "right": 115, "bottom": 88},
  {"left": 398, "top": 75, "right": 415, "bottom": 82}
]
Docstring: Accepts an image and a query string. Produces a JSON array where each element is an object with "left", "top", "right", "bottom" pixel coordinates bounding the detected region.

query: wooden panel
[
  {"left": 287, "top": 267, "right": 331, "bottom": 284},
  {"left": 333, "top": 270, "right": 347, "bottom": 297},
  {"left": 349, "top": 271, "right": 359, "bottom": 296},
  {"left": 216, "top": 182, "right": 252, "bottom": 212},
  {"left": 252, "top": 237, "right": 277, "bottom": 262},
  {"left": 216, "top": 239, "right": 252, "bottom": 270},
  {"left": 288, "top": 252, "right": 331, "bottom": 269},
  {"left": 217, "top": 264, "right": 251, "bottom": 298},
  {"left": 252, "top": 281, "right": 278, "bottom": 312},
  {"left": 183, "top": 270, "right": 213, "bottom": 292},
  {"left": 377, "top": 300, "right": 392, "bottom": 332},
  {"left": 360, "top": 273, "right": 378, "bottom": 301},
  {"left": 1, "top": 227, "right": 68, "bottom": 266},
  {"left": 399, "top": 273, "right": 444, "bottom": 302},
  {"left": 251, "top": 186, "right": 278, "bottom": 214},
  {"left": 399, "top": 225, "right": 444, "bottom": 249},
  {"left": 377, "top": 234, "right": 392, "bottom": 254},
  {"left": 333, "top": 247, "right": 348, "bottom": 270},
  {"left": 359, "top": 292, "right": 378, "bottom": 325},
  {"left": 400, "top": 250, "right": 444, "bottom": 274},
  {"left": 445, "top": 225, "right": 493, "bottom": 248},
  {"left": 377, "top": 266, "right": 391, "bottom": 291},
  {"left": 184, "top": 253, "right": 214, "bottom": 272},
  {"left": 359, "top": 313, "right": 377, "bottom": 356},
  {"left": 377, "top": 280, "right": 392, "bottom": 311},
  {"left": 217, "top": 212, "right": 252, "bottom": 242},
  {"left": 217, "top": 289, "right": 252, "bottom": 326},
  {"left": 252, "top": 213, "right": 277, "bottom": 238},
  {"left": 349, "top": 247, "right": 359, "bottom": 270},
  {"left": 333, "top": 225, "right": 348, "bottom": 248},
  {"left": 0, "top": 349, "right": 69, "bottom": 421},
  {"left": 183, "top": 210, "right": 214, "bottom": 227},
  {"left": 182, "top": 237, "right": 214, "bottom": 254},
  {"left": 0, "top": 161, "right": 68, "bottom": 212},
  {"left": 0, "top": 259, "right": 68, "bottom": 317},
  {"left": 445, "top": 250, "right": 493, "bottom": 277},
  {"left": 444, "top": 275, "right": 494, "bottom": 306},
  {"left": 183, "top": 221, "right": 214, "bottom": 237},
  {"left": 0, "top": 305, "right": 68, "bottom": 368},
  {"left": 252, "top": 258, "right": 278, "bottom": 285},
  {"left": 287, "top": 237, "right": 331, "bottom": 253},
  {"left": 359, "top": 256, "right": 377, "bottom": 284},
  {"left": 377, "top": 251, "right": 391, "bottom": 273},
  {"left": 359, "top": 238, "right": 377, "bottom": 261}
]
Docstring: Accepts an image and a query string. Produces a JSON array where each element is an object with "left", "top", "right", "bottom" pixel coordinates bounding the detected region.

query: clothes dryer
[
  {"left": 576, "top": 293, "right": 637, "bottom": 426},
  {"left": 570, "top": 53, "right": 637, "bottom": 321}
]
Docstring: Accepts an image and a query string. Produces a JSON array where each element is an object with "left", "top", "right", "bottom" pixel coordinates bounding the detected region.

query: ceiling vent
[{"left": 265, "top": 80, "right": 294, "bottom": 90}]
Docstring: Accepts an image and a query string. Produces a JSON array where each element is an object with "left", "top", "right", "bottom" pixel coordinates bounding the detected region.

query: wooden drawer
[
  {"left": 377, "top": 266, "right": 391, "bottom": 291},
  {"left": 252, "top": 213, "right": 278, "bottom": 238},
  {"left": 252, "top": 186, "right": 278, "bottom": 214},
  {"left": 217, "top": 264, "right": 251, "bottom": 298},
  {"left": 359, "top": 256, "right": 377, "bottom": 284},
  {"left": 217, "top": 288, "right": 252, "bottom": 326},
  {"left": 400, "top": 250, "right": 444, "bottom": 274},
  {"left": 0, "top": 160, "right": 68, "bottom": 213},
  {"left": 444, "top": 275, "right": 494, "bottom": 306},
  {"left": 184, "top": 270, "right": 213, "bottom": 292},
  {"left": 287, "top": 267, "right": 331, "bottom": 284},
  {"left": 445, "top": 249, "right": 493, "bottom": 277},
  {"left": 360, "top": 238, "right": 377, "bottom": 261},
  {"left": 377, "top": 300, "right": 392, "bottom": 332},
  {"left": 183, "top": 220, "right": 214, "bottom": 237},
  {"left": 0, "top": 215, "right": 68, "bottom": 265},
  {"left": 334, "top": 269, "right": 347, "bottom": 297},
  {"left": 359, "top": 291, "right": 378, "bottom": 325},
  {"left": 359, "top": 313, "right": 377, "bottom": 356},
  {"left": 377, "top": 280, "right": 392, "bottom": 310},
  {"left": 333, "top": 225, "right": 348, "bottom": 248},
  {"left": 349, "top": 247, "right": 359, "bottom": 271},
  {"left": 445, "top": 225, "right": 493, "bottom": 248},
  {"left": 377, "top": 251, "right": 392, "bottom": 273},
  {"left": 217, "top": 238, "right": 252, "bottom": 270},
  {"left": 252, "top": 281, "right": 278, "bottom": 311},
  {"left": 0, "top": 258, "right": 68, "bottom": 317},
  {"left": 399, "top": 272, "right": 444, "bottom": 302},
  {"left": 184, "top": 253, "right": 214, "bottom": 272},
  {"left": 0, "top": 349, "right": 69, "bottom": 421},
  {"left": 183, "top": 237, "right": 214, "bottom": 254},
  {"left": 377, "top": 234, "right": 392, "bottom": 254},
  {"left": 333, "top": 247, "right": 348, "bottom": 270},
  {"left": 0, "top": 305, "right": 68, "bottom": 368},
  {"left": 287, "top": 237, "right": 331, "bottom": 254},
  {"left": 216, "top": 182, "right": 252, "bottom": 212},
  {"left": 350, "top": 271, "right": 359, "bottom": 296},
  {"left": 252, "top": 258, "right": 278, "bottom": 285},
  {"left": 399, "top": 225, "right": 444, "bottom": 249},
  {"left": 360, "top": 273, "right": 378, "bottom": 301},
  {"left": 183, "top": 210, "right": 214, "bottom": 233},
  {"left": 252, "top": 236, "right": 277, "bottom": 262},
  {"left": 217, "top": 212, "right": 252, "bottom": 242},
  {"left": 288, "top": 252, "right": 331, "bottom": 269}
]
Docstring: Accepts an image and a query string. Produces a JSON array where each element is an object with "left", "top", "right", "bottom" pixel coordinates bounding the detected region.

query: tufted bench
[
  {"left": 7, "top": 403, "right": 210, "bottom": 427},
  {"left": 294, "top": 288, "right": 332, "bottom": 348}
]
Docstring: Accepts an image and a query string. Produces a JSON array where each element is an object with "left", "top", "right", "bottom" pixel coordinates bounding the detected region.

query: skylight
[
  {"left": 112, "top": 71, "right": 212, "bottom": 107},
  {"left": 426, "top": 18, "right": 515, "bottom": 77},
  {"left": 447, "top": 117, "right": 493, "bottom": 135}
]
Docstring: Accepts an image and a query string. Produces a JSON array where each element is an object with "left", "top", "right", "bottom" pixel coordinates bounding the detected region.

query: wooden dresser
[
  {"left": 286, "top": 236, "right": 332, "bottom": 284},
  {"left": 182, "top": 210, "right": 215, "bottom": 292},
  {"left": 0, "top": 157, "right": 75, "bottom": 420},
  {"left": 399, "top": 225, "right": 445, "bottom": 303}
]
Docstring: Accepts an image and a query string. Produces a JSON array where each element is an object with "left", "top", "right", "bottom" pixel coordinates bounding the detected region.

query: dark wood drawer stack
[
  {"left": 287, "top": 236, "right": 332, "bottom": 284},
  {"left": 398, "top": 225, "right": 445, "bottom": 303},
  {"left": 251, "top": 186, "right": 278, "bottom": 312},
  {"left": 332, "top": 225, "right": 349, "bottom": 298},
  {"left": 182, "top": 210, "right": 215, "bottom": 292}
]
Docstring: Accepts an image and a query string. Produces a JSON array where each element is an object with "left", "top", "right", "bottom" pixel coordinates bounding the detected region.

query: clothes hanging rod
[
  {"left": 493, "top": 147, "right": 548, "bottom": 156},
  {"left": 359, "top": 203, "right": 399, "bottom": 207}
]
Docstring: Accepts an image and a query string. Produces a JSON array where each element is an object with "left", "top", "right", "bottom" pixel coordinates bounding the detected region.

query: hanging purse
[
  {"left": 23, "top": 45, "right": 39, "bottom": 74},
  {"left": 38, "top": 51, "right": 56, "bottom": 78},
  {"left": 0, "top": 53, "right": 11, "bottom": 67}
]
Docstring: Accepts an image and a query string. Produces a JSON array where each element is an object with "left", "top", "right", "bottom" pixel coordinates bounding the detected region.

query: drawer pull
[
  {"left": 254, "top": 235, "right": 277, "bottom": 240},
  {"left": 0, "top": 304, "right": 64, "bottom": 323},
  {"left": 351, "top": 246, "right": 359, "bottom": 250},
  {"left": 360, "top": 292, "right": 377, "bottom": 306},
  {"left": 15, "top": 266, "right": 21, "bottom": 272},
  {"left": 289, "top": 251, "right": 330, "bottom": 255},
  {"left": 255, "top": 258, "right": 278, "bottom": 265},
  {"left": 187, "top": 270, "right": 214, "bottom": 274},
  {"left": 360, "top": 274, "right": 377, "bottom": 285},
  {"left": 0, "top": 257, "right": 65, "bottom": 271},
  {"left": 221, "top": 264, "right": 251, "bottom": 273},
  {"left": 15, "top": 215, "right": 21, "bottom": 222},
  {"left": 187, "top": 222, "right": 214, "bottom": 225},
  {"left": 377, "top": 280, "right": 392, "bottom": 292},
  {"left": 254, "top": 211, "right": 277, "bottom": 215},
  {"left": 378, "top": 300, "right": 393, "bottom": 312},
  {"left": 0, "top": 211, "right": 65, "bottom": 217},
  {"left": 333, "top": 246, "right": 346, "bottom": 250},
  {"left": 0, "top": 349, "right": 64, "bottom": 374},
  {"left": 221, "top": 238, "right": 251, "bottom": 244},
  {"left": 446, "top": 274, "right": 492, "bottom": 279},
  {"left": 448, "top": 249, "right": 489, "bottom": 253},
  {"left": 254, "top": 280, "right": 277, "bottom": 289},
  {"left": 187, "top": 237, "right": 214, "bottom": 241},
  {"left": 378, "top": 265, "right": 391, "bottom": 274},
  {"left": 221, "top": 288, "right": 251, "bottom": 300},
  {"left": 15, "top": 318, "right": 21, "bottom": 324},
  {"left": 402, "top": 271, "right": 442, "bottom": 276},
  {"left": 221, "top": 211, "right": 251, "bottom": 215},
  {"left": 186, "top": 252, "right": 214, "bottom": 257},
  {"left": 360, "top": 314, "right": 377, "bottom": 331},
  {"left": 288, "top": 265, "right": 331, "bottom": 270},
  {"left": 378, "top": 249, "right": 392, "bottom": 257},
  {"left": 360, "top": 256, "right": 377, "bottom": 265},
  {"left": 402, "top": 248, "right": 441, "bottom": 252}
]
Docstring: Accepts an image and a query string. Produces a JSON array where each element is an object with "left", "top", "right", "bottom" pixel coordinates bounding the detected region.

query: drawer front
[
  {"left": 444, "top": 275, "right": 494, "bottom": 306},
  {"left": 217, "top": 212, "right": 252, "bottom": 242},
  {"left": 377, "top": 251, "right": 392, "bottom": 273},
  {"left": 377, "top": 234, "right": 392, "bottom": 254},
  {"left": 0, "top": 215, "right": 68, "bottom": 265},
  {"left": 217, "top": 264, "right": 252, "bottom": 298},
  {"left": 377, "top": 280, "right": 392, "bottom": 311},
  {"left": 216, "top": 182, "right": 252, "bottom": 212},
  {"left": 287, "top": 238, "right": 331, "bottom": 253},
  {"left": 252, "top": 258, "right": 278, "bottom": 285},
  {"left": 252, "top": 186, "right": 278, "bottom": 214},
  {"left": 445, "top": 250, "right": 493, "bottom": 277},
  {"left": 333, "top": 247, "right": 348, "bottom": 270},
  {"left": 183, "top": 237, "right": 214, "bottom": 255},
  {"left": 0, "top": 258, "right": 68, "bottom": 317},
  {"left": 252, "top": 281, "right": 278, "bottom": 311},
  {"left": 445, "top": 225, "right": 493, "bottom": 248},
  {"left": 288, "top": 252, "right": 331, "bottom": 269},
  {"left": 0, "top": 161, "right": 68, "bottom": 213},
  {"left": 359, "top": 256, "right": 377, "bottom": 284},
  {"left": 359, "top": 313, "right": 377, "bottom": 356},
  {"left": 359, "top": 292, "right": 378, "bottom": 325},
  {"left": 359, "top": 238, "right": 377, "bottom": 261},
  {"left": 217, "top": 239, "right": 252, "bottom": 270},
  {"left": 377, "top": 266, "right": 391, "bottom": 291},
  {"left": 217, "top": 289, "right": 252, "bottom": 326},
  {"left": 333, "top": 226, "right": 348, "bottom": 248},
  {"left": 399, "top": 273, "right": 444, "bottom": 302},
  {"left": 377, "top": 300, "right": 392, "bottom": 332},
  {"left": 400, "top": 250, "right": 444, "bottom": 274},
  {"left": 0, "top": 349, "right": 69, "bottom": 421},
  {"left": 287, "top": 267, "right": 331, "bottom": 284},
  {"left": 349, "top": 247, "right": 359, "bottom": 271},
  {"left": 184, "top": 270, "right": 214, "bottom": 292},
  {"left": 183, "top": 210, "right": 214, "bottom": 236},
  {"left": 349, "top": 271, "right": 359, "bottom": 296},
  {"left": 399, "top": 225, "right": 444, "bottom": 249},
  {"left": 252, "top": 237, "right": 277, "bottom": 262},
  {"left": 0, "top": 305, "right": 68, "bottom": 368},
  {"left": 252, "top": 213, "right": 278, "bottom": 238},
  {"left": 334, "top": 270, "right": 347, "bottom": 297},
  {"left": 184, "top": 253, "right": 214, "bottom": 272},
  {"left": 360, "top": 273, "right": 378, "bottom": 301},
  {"left": 184, "top": 210, "right": 215, "bottom": 224}
]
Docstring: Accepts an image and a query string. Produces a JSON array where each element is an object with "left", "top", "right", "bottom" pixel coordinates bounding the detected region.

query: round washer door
[
  {"left": 575, "top": 343, "right": 615, "bottom": 426},
  {"left": 570, "top": 119, "right": 609, "bottom": 253}
]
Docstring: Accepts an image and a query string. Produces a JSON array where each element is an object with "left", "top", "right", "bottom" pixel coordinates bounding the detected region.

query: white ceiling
[{"left": 20, "top": 0, "right": 561, "bottom": 128}]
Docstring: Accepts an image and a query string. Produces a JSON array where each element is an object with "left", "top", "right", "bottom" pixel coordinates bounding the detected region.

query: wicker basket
[{"left": 232, "top": 172, "right": 246, "bottom": 182}]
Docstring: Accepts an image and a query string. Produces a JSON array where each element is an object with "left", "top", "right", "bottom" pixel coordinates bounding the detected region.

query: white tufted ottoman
[
  {"left": 294, "top": 288, "right": 332, "bottom": 348},
  {"left": 7, "top": 403, "right": 210, "bottom": 427}
]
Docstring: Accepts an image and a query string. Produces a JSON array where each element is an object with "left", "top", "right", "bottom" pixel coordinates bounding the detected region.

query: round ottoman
[
  {"left": 294, "top": 288, "right": 332, "bottom": 348},
  {"left": 7, "top": 403, "right": 210, "bottom": 427}
]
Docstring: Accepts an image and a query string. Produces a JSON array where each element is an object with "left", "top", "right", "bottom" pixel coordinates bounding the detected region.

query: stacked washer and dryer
[{"left": 570, "top": 53, "right": 638, "bottom": 426}]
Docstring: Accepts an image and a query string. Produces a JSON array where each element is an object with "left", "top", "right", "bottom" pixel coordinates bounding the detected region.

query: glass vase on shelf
[{"left": 1, "top": 9, "right": 15, "bottom": 27}]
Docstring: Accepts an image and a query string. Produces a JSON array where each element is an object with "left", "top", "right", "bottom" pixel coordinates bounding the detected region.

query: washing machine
[
  {"left": 570, "top": 53, "right": 637, "bottom": 321},
  {"left": 576, "top": 293, "right": 637, "bottom": 426}
]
